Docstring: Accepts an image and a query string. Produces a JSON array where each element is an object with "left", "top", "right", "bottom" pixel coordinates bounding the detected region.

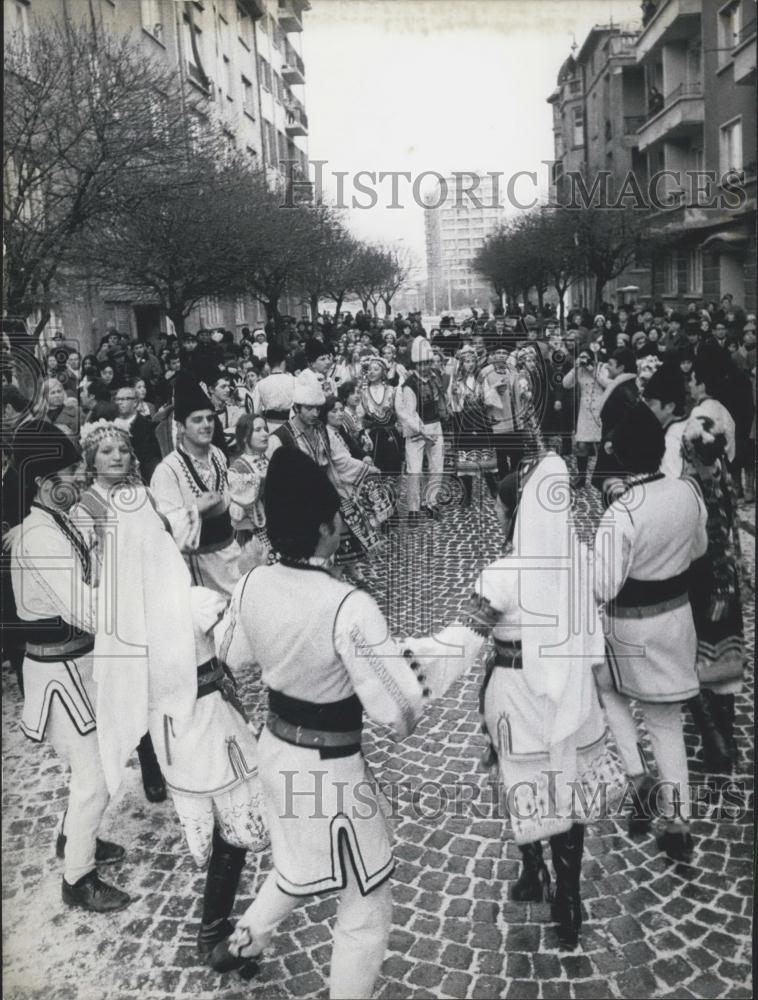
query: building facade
[
  {"left": 547, "top": 0, "right": 756, "bottom": 315},
  {"left": 423, "top": 173, "right": 504, "bottom": 314},
  {"left": 6, "top": 0, "right": 311, "bottom": 351}
]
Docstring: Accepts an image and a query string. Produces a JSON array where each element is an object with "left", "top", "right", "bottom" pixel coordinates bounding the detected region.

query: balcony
[
  {"left": 636, "top": 81, "right": 704, "bottom": 150},
  {"left": 284, "top": 104, "right": 308, "bottom": 136},
  {"left": 733, "top": 18, "right": 756, "bottom": 84},
  {"left": 635, "top": 0, "right": 701, "bottom": 62},
  {"left": 278, "top": 0, "right": 304, "bottom": 32},
  {"left": 239, "top": 0, "right": 265, "bottom": 18},
  {"left": 624, "top": 114, "right": 647, "bottom": 134},
  {"left": 281, "top": 39, "right": 305, "bottom": 84}
]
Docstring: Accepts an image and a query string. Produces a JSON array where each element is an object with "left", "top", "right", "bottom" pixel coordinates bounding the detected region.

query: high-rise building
[
  {"left": 423, "top": 173, "right": 504, "bottom": 314},
  {"left": 6, "top": 0, "right": 311, "bottom": 346}
]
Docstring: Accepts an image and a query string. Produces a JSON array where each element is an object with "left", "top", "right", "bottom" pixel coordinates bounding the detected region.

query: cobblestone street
[{"left": 2, "top": 479, "right": 754, "bottom": 1000}]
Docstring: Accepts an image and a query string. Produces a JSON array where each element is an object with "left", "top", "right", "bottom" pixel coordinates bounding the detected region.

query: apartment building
[
  {"left": 547, "top": 0, "right": 756, "bottom": 313},
  {"left": 6, "top": 0, "right": 311, "bottom": 348},
  {"left": 637, "top": 0, "right": 755, "bottom": 310},
  {"left": 423, "top": 173, "right": 505, "bottom": 313}
]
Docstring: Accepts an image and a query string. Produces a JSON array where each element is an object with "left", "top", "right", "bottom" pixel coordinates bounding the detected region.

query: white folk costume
[
  {"left": 150, "top": 372, "right": 243, "bottom": 599},
  {"left": 594, "top": 403, "right": 708, "bottom": 836},
  {"left": 227, "top": 451, "right": 275, "bottom": 566},
  {"left": 396, "top": 337, "right": 447, "bottom": 513},
  {"left": 403, "top": 452, "right": 617, "bottom": 949},
  {"left": 251, "top": 370, "right": 296, "bottom": 432},
  {"left": 214, "top": 448, "right": 479, "bottom": 996},
  {"left": 83, "top": 471, "right": 267, "bottom": 957},
  {"left": 9, "top": 435, "right": 123, "bottom": 894}
]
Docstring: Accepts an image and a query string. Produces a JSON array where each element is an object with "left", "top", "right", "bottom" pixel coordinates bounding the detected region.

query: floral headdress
[{"left": 79, "top": 420, "right": 135, "bottom": 474}]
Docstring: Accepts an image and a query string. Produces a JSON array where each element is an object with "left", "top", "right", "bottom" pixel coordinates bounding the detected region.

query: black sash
[
  {"left": 199, "top": 509, "right": 233, "bottom": 547},
  {"left": 268, "top": 690, "right": 363, "bottom": 733},
  {"left": 611, "top": 569, "right": 690, "bottom": 609}
]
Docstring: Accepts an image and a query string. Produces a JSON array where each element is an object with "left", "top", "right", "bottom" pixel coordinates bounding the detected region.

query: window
[
  {"left": 718, "top": 1, "right": 741, "bottom": 65},
  {"left": 258, "top": 55, "right": 272, "bottom": 91},
  {"left": 202, "top": 298, "right": 222, "bottom": 328},
  {"left": 188, "top": 111, "right": 206, "bottom": 153},
  {"left": 223, "top": 57, "right": 234, "bottom": 102},
  {"left": 183, "top": 17, "right": 206, "bottom": 88},
  {"left": 687, "top": 248, "right": 703, "bottom": 294},
  {"left": 277, "top": 130, "right": 288, "bottom": 164},
  {"left": 273, "top": 72, "right": 283, "bottom": 102},
  {"left": 271, "top": 17, "right": 281, "bottom": 48},
  {"left": 9, "top": 0, "right": 30, "bottom": 40},
  {"left": 720, "top": 118, "right": 743, "bottom": 175},
  {"left": 241, "top": 75, "right": 255, "bottom": 117},
  {"left": 263, "top": 118, "right": 277, "bottom": 167},
  {"left": 572, "top": 107, "right": 584, "bottom": 148},
  {"left": 662, "top": 254, "right": 677, "bottom": 295},
  {"left": 237, "top": 5, "right": 254, "bottom": 48},
  {"left": 235, "top": 295, "right": 247, "bottom": 326},
  {"left": 141, "top": 0, "right": 163, "bottom": 41}
]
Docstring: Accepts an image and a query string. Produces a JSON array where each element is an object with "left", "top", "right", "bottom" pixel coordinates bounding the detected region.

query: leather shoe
[
  {"left": 657, "top": 829, "right": 694, "bottom": 863},
  {"left": 209, "top": 939, "right": 259, "bottom": 975},
  {"left": 62, "top": 870, "right": 131, "bottom": 913},
  {"left": 56, "top": 833, "right": 125, "bottom": 865},
  {"left": 628, "top": 774, "right": 657, "bottom": 835}
]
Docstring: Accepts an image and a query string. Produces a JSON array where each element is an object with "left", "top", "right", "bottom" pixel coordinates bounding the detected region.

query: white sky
[{"left": 302, "top": 0, "right": 641, "bottom": 275}]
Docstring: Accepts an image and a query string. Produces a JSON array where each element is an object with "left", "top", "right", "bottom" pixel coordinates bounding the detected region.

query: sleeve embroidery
[{"left": 348, "top": 622, "right": 416, "bottom": 734}]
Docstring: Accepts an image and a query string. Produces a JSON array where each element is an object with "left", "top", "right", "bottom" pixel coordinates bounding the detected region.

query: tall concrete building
[
  {"left": 6, "top": 0, "right": 311, "bottom": 348},
  {"left": 423, "top": 173, "right": 504, "bottom": 314},
  {"left": 637, "top": 0, "right": 755, "bottom": 310},
  {"left": 548, "top": 1, "right": 756, "bottom": 313}
]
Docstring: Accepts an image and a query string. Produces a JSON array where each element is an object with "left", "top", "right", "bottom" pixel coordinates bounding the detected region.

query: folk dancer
[
  {"left": 150, "top": 371, "right": 244, "bottom": 599},
  {"left": 227, "top": 413, "right": 276, "bottom": 568},
  {"left": 269, "top": 380, "right": 378, "bottom": 571},
  {"left": 9, "top": 432, "right": 131, "bottom": 913},
  {"left": 594, "top": 402, "right": 708, "bottom": 862},
  {"left": 251, "top": 345, "right": 296, "bottom": 434},
  {"left": 77, "top": 444, "right": 268, "bottom": 965},
  {"left": 73, "top": 421, "right": 168, "bottom": 804},
  {"left": 448, "top": 344, "right": 498, "bottom": 505},
  {"left": 682, "top": 350, "right": 745, "bottom": 773},
  {"left": 407, "top": 450, "right": 614, "bottom": 949},
  {"left": 210, "top": 448, "right": 481, "bottom": 995},
  {"left": 395, "top": 335, "right": 448, "bottom": 524}
]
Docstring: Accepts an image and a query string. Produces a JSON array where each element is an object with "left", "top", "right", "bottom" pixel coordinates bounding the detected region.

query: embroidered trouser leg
[
  {"left": 597, "top": 666, "right": 690, "bottom": 827},
  {"left": 330, "top": 867, "right": 392, "bottom": 999},
  {"left": 46, "top": 705, "right": 110, "bottom": 883},
  {"left": 232, "top": 865, "right": 392, "bottom": 999}
]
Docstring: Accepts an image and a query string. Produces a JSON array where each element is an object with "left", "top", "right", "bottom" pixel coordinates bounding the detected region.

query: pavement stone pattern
[{"left": 2, "top": 471, "right": 754, "bottom": 1000}]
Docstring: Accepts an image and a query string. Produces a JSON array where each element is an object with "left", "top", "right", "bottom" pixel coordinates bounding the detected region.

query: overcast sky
[{"left": 302, "top": 0, "right": 641, "bottom": 275}]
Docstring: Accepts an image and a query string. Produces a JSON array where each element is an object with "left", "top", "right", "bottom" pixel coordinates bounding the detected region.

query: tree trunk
[
  {"left": 537, "top": 287, "right": 545, "bottom": 313},
  {"left": 593, "top": 273, "right": 606, "bottom": 314},
  {"left": 166, "top": 306, "right": 186, "bottom": 340},
  {"left": 557, "top": 286, "right": 566, "bottom": 332},
  {"left": 263, "top": 296, "right": 286, "bottom": 346},
  {"left": 360, "top": 297, "right": 370, "bottom": 313},
  {"left": 332, "top": 292, "right": 345, "bottom": 320},
  {"left": 382, "top": 295, "right": 392, "bottom": 316},
  {"left": 309, "top": 292, "right": 319, "bottom": 322}
]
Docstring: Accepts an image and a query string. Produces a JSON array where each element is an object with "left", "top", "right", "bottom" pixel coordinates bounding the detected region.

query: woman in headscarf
[
  {"left": 447, "top": 344, "right": 498, "bottom": 505},
  {"left": 358, "top": 357, "right": 404, "bottom": 475},
  {"left": 73, "top": 419, "right": 268, "bottom": 964},
  {"left": 404, "top": 438, "right": 615, "bottom": 949}
]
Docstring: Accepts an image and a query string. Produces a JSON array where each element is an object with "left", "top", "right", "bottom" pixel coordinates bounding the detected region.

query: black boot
[
  {"left": 628, "top": 772, "right": 657, "bottom": 836},
  {"left": 550, "top": 824, "right": 584, "bottom": 949},
  {"left": 511, "top": 841, "right": 552, "bottom": 902},
  {"left": 686, "top": 691, "right": 732, "bottom": 774},
  {"left": 484, "top": 473, "right": 499, "bottom": 499},
  {"left": 198, "top": 827, "right": 248, "bottom": 969},
  {"left": 460, "top": 475, "right": 473, "bottom": 508},
  {"left": 137, "top": 732, "right": 167, "bottom": 803},
  {"left": 708, "top": 693, "right": 738, "bottom": 768}
]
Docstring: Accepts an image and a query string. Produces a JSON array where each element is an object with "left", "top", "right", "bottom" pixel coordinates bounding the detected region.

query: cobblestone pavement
[{"left": 2, "top": 474, "right": 754, "bottom": 1000}]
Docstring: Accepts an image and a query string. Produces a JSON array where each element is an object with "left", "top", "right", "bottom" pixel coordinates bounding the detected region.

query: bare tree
[
  {"left": 3, "top": 18, "right": 198, "bottom": 336},
  {"left": 71, "top": 158, "right": 250, "bottom": 339},
  {"left": 378, "top": 246, "right": 409, "bottom": 316}
]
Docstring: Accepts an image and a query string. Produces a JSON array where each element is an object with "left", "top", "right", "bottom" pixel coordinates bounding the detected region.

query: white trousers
[
  {"left": 234, "top": 861, "right": 392, "bottom": 998},
  {"left": 46, "top": 701, "right": 111, "bottom": 883},
  {"left": 404, "top": 421, "right": 445, "bottom": 512},
  {"left": 596, "top": 663, "right": 691, "bottom": 827}
]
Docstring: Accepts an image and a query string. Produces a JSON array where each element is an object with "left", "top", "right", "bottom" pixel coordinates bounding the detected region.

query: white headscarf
[
  {"left": 513, "top": 452, "right": 605, "bottom": 747},
  {"left": 92, "top": 485, "right": 199, "bottom": 794}
]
